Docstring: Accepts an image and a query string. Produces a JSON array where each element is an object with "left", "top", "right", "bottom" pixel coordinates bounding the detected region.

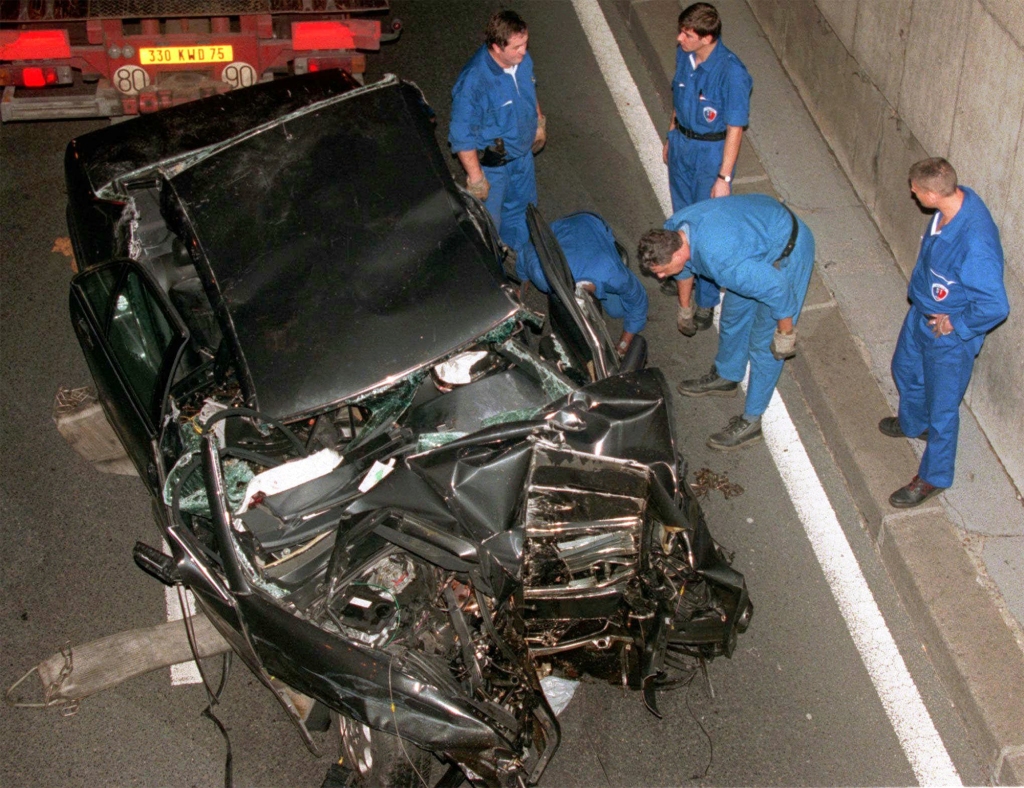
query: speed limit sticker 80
[{"left": 113, "top": 65, "right": 150, "bottom": 95}]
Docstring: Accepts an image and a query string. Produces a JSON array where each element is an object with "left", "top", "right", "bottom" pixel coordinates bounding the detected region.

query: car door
[
  {"left": 70, "top": 261, "right": 188, "bottom": 491},
  {"left": 526, "top": 205, "right": 628, "bottom": 381}
]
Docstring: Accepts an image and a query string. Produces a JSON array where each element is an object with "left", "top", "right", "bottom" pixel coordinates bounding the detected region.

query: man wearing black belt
[
  {"left": 449, "top": 11, "right": 546, "bottom": 272},
  {"left": 637, "top": 195, "right": 814, "bottom": 450},
  {"left": 663, "top": 3, "right": 752, "bottom": 333}
]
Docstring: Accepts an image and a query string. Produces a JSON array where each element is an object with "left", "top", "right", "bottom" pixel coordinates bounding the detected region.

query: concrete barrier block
[
  {"left": 984, "top": 537, "right": 1024, "bottom": 634},
  {"left": 968, "top": 270, "right": 1024, "bottom": 490},
  {"left": 624, "top": 0, "right": 679, "bottom": 95},
  {"left": 822, "top": 60, "right": 887, "bottom": 208},
  {"left": 816, "top": 0, "right": 858, "bottom": 52},
  {"left": 898, "top": 0, "right": 970, "bottom": 157},
  {"left": 998, "top": 749, "right": 1024, "bottom": 786},
  {"left": 879, "top": 510, "right": 1024, "bottom": 781},
  {"left": 948, "top": 4, "right": 1024, "bottom": 216},
  {"left": 873, "top": 115, "right": 930, "bottom": 277},
  {"left": 983, "top": 0, "right": 1024, "bottom": 49},
  {"left": 745, "top": 0, "right": 788, "bottom": 51},
  {"left": 851, "top": 0, "right": 912, "bottom": 108},
  {"left": 998, "top": 110, "right": 1024, "bottom": 284},
  {"left": 781, "top": 1, "right": 840, "bottom": 100}
]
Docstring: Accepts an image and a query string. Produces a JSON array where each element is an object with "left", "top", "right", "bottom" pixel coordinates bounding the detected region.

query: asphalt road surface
[{"left": 0, "top": 1, "right": 988, "bottom": 785}]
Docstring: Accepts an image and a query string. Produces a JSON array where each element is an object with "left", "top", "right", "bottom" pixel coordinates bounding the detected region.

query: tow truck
[{"left": 0, "top": 0, "right": 401, "bottom": 122}]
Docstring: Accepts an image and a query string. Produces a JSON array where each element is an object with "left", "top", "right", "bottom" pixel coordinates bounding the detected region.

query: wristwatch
[{"left": 717, "top": 173, "right": 732, "bottom": 183}]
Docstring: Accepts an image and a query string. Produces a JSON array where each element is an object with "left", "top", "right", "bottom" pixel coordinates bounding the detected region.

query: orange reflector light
[
  {"left": 292, "top": 21, "right": 356, "bottom": 51},
  {"left": 0, "top": 29, "right": 72, "bottom": 60},
  {"left": 22, "top": 66, "right": 45, "bottom": 88}
]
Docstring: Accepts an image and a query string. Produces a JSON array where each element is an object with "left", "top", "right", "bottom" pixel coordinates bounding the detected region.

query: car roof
[
  {"left": 68, "top": 70, "right": 362, "bottom": 196},
  {"left": 164, "top": 77, "right": 517, "bottom": 420}
]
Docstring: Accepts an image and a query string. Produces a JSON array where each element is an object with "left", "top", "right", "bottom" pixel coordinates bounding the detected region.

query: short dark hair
[
  {"left": 909, "top": 157, "right": 958, "bottom": 197},
  {"left": 679, "top": 3, "right": 721, "bottom": 40},
  {"left": 637, "top": 229, "right": 683, "bottom": 273},
  {"left": 485, "top": 10, "right": 528, "bottom": 49}
]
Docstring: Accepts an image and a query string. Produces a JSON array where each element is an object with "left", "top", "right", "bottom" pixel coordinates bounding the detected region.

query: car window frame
[{"left": 72, "top": 259, "right": 191, "bottom": 434}]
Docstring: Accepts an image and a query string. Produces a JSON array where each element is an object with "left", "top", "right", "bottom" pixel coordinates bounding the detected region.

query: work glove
[
  {"left": 677, "top": 302, "right": 696, "bottom": 337},
  {"left": 770, "top": 328, "right": 797, "bottom": 360},
  {"left": 532, "top": 114, "right": 547, "bottom": 154},
  {"left": 467, "top": 175, "right": 490, "bottom": 201}
]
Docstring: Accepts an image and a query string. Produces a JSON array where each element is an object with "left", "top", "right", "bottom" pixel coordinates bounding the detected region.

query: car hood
[{"left": 159, "top": 76, "right": 518, "bottom": 419}]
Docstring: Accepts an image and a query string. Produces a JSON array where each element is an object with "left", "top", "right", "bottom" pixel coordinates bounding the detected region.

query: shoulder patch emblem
[
  {"left": 931, "top": 282, "right": 949, "bottom": 301},
  {"left": 703, "top": 106, "right": 718, "bottom": 123}
]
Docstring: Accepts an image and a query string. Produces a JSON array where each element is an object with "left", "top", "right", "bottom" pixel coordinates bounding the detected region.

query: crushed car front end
[{"left": 179, "top": 368, "right": 750, "bottom": 785}]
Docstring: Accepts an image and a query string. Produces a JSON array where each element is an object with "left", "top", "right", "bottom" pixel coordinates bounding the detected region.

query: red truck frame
[{"left": 0, "top": 0, "right": 400, "bottom": 121}]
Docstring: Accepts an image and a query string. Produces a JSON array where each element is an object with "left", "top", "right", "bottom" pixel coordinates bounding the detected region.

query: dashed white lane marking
[
  {"left": 163, "top": 540, "right": 202, "bottom": 685},
  {"left": 570, "top": 1, "right": 960, "bottom": 784}
]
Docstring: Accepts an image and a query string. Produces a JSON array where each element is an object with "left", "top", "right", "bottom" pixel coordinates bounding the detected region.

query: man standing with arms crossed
[
  {"left": 664, "top": 3, "right": 752, "bottom": 335},
  {"left": 449, "top": 10, "right": 546, "bottom": 275},
  {"left": 882, "top": 158, "right": 1008, "bottom": 507}
]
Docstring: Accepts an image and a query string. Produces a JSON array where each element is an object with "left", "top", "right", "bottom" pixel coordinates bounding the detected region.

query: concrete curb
[{"left": 612, "top": 0, "right": 1024, "bottom": 782}]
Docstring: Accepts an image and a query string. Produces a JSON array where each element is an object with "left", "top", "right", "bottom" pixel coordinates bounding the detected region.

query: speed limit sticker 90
[{"left": 220, "top": 62, "right": 259, "bottom": 90}]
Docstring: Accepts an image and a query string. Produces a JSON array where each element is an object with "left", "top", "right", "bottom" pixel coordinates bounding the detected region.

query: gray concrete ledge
[{"left": 613, "top": 0, "right": 1024, "bottom": 782}]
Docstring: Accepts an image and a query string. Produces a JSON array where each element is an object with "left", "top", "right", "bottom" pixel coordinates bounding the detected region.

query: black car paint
[{"left": 63, "top": 71, "right": 750, "bottom": 786}]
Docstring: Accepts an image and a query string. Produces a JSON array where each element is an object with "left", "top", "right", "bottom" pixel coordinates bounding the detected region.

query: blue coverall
[
  {"left": 668, "top": 194, "right": 814, "bottom": 419},
  {"left": 891, "top": 186, "right": 1008, "bottom": 488},
  {"left": 668, "top": 39, "right": 752, "bottom": 311},
  {"left": 519, "top": 213, "right": 649, "bottom": 335},
  {"left": 449, "top": 46, "right": 539, "bottom": 261}
]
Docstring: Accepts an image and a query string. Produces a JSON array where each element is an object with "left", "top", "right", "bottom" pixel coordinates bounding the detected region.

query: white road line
[
  {"left": 569, "top": 1, "right": 960, "bottom": 784},
  {"left": 163, "top": 540, "right": 203, "bottom": 685}
]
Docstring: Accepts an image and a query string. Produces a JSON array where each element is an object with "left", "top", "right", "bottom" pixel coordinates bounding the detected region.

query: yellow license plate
[{"left": 139, "top": 45, "right": 234, "bottom": 66}]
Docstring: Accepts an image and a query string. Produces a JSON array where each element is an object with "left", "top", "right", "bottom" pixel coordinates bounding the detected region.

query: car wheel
[{"left": 335, "top": 712, "right": 433, "bottom": 788}]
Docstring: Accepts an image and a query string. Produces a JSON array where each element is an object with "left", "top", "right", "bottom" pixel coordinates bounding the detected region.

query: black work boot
[
  {"left": 889, "top": 475, "right": 945, "bottom": 508},
  {"left": 677, "top": 365, "right": 738, "bottom": 398},
  {"left": 660, "top": 279, "right": 677, "bottom": 296},
  {"left": 694, "top": 305, "right": 715, "bottom": 331},
  {"left": 878, "top": 417, "right": 928, "bottom": 440},
  {"left": 707, "top": 415, "right": 763, "bottom": 450}
]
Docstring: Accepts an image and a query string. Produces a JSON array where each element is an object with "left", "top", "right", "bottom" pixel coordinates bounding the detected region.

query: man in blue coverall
[
  {"left": 882, "top": 158, "right": 1008, "bottom": 508},
  {"left": 519, "top": 212, "right": 649, "bottom": 355},
  {"left": 449, "top": 10, "right": 546, "bottom": 266},
  {"left": 662, "top": 3, "right": 752, "bottom": 334},
  {"left": 638, "top": 194, "right": 814, "bottom": 450}
]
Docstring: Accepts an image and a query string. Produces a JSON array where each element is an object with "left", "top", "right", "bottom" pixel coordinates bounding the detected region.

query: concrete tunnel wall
[{"left": 745, "top": 0, "right": 1024, "bottom": 491}]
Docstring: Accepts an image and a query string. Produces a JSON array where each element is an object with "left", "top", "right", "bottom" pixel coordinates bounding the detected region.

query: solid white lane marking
[
  {"left": 760, "top": 391, "right": 960, "bottom": 785},
  {"left": 569, "top": 1, "right": 960, "bottom": 784},
  {"left": 568, "top": 1, "right": 673, "bottom": 220}
]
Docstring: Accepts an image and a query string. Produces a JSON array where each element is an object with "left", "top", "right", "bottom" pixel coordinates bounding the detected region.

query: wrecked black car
[{"left": 55, "top": 71, "right": 751, "bottom": 786}]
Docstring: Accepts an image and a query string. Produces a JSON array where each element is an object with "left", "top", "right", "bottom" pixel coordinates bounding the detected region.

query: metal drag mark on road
[{"left": 570, "top": 1, "right": 960, "bottom": 784}]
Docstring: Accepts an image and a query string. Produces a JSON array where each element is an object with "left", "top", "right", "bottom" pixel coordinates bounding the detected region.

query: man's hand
[
  {"left": 710, "top": 178, "right": 732, "bottom": 198},
  {"left": 467, "top": 175, "right": 490, "bottom": 201},
  {"left": 927, "top": 313, "right": 953, "bottom": 337},
  {"left": 532, "top": 114, "right": 547, "bottom": 154},
  {"left": 677, "top": 302, "right": 697, "bottom": 337},
  {"left": 770, "top": 328, "right": 797, "bottom": 360}
]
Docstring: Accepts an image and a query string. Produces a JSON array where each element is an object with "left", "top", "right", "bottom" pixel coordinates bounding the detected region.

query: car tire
[{"left": 334, "top": 712, "right": 433, "bottom": 788}]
